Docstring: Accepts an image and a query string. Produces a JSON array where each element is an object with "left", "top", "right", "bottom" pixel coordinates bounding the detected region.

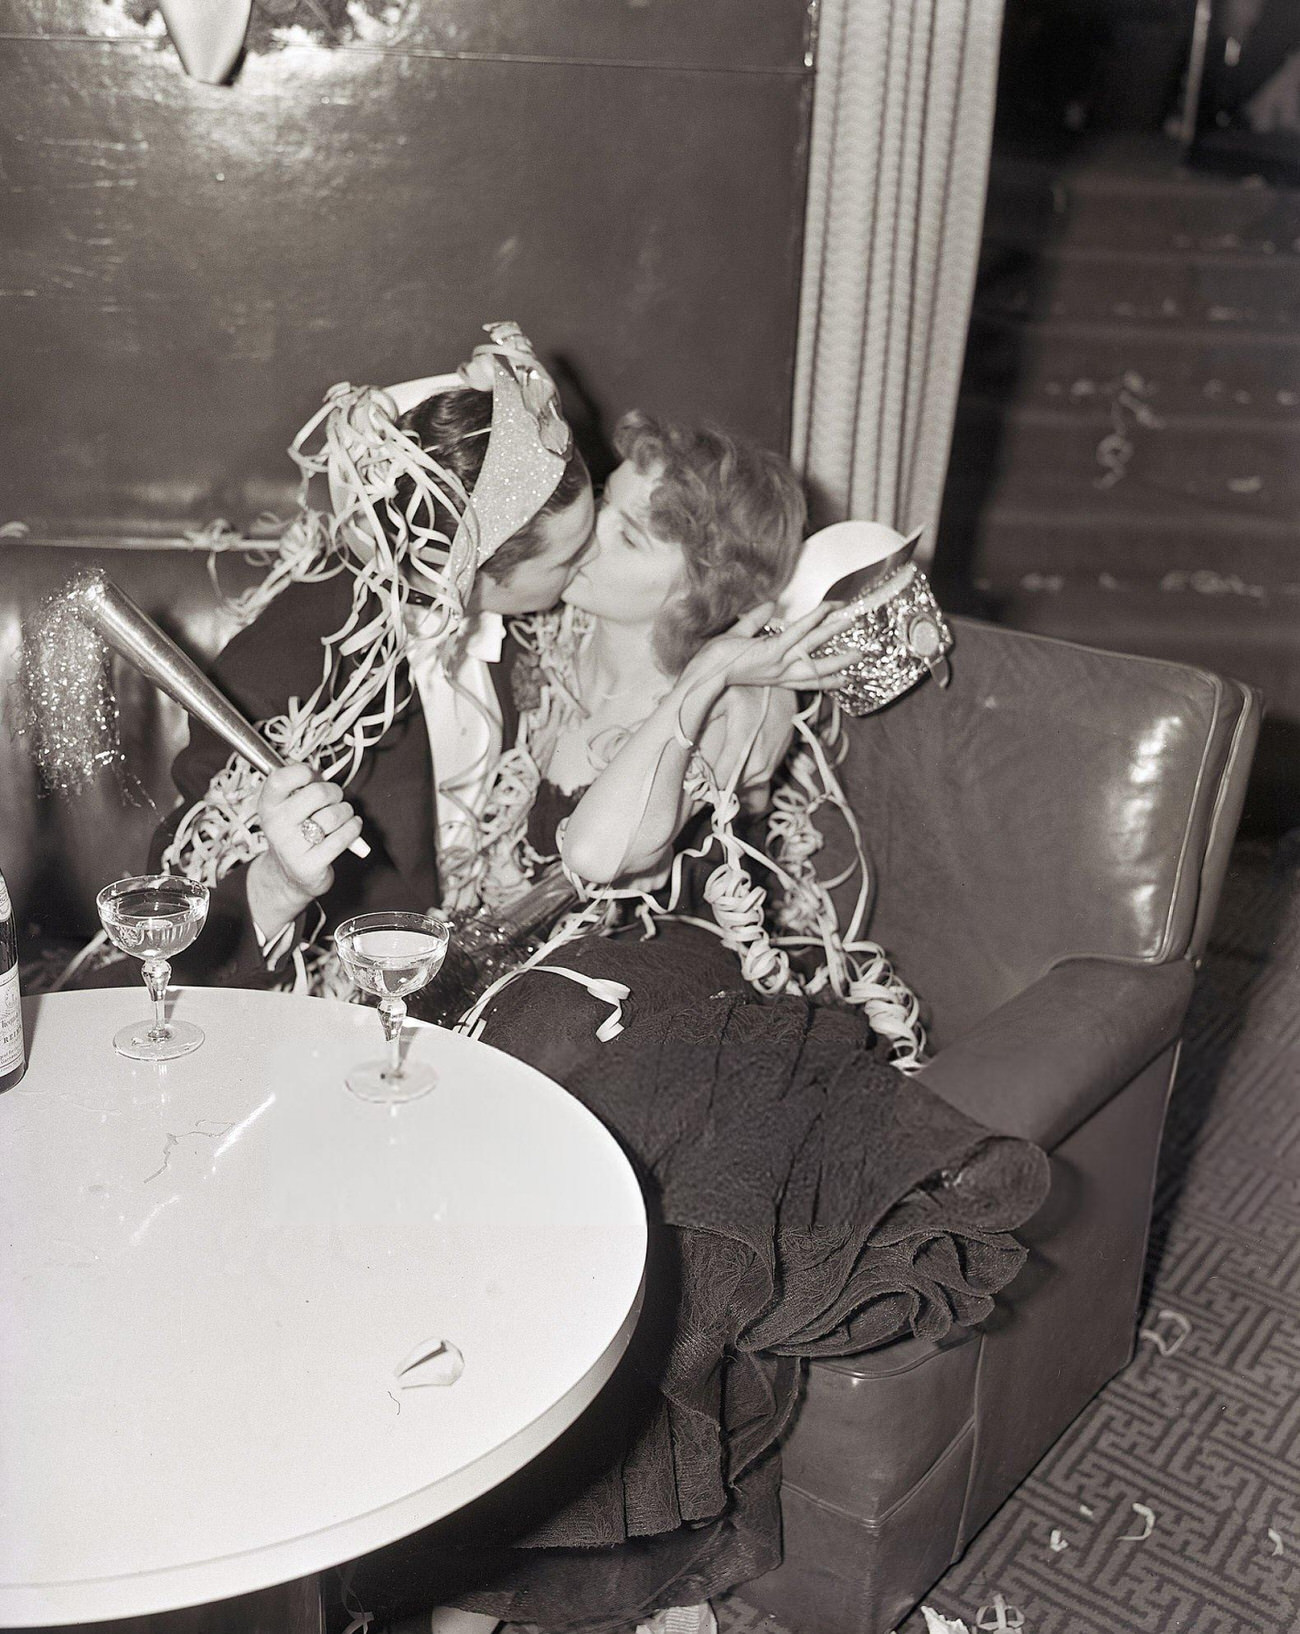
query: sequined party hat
[
  {"left": 449, "top": 321, "right": 572, "bottom": 566},
  {"left": 318, "top": 323, "right": 572, "bottom": 633}
]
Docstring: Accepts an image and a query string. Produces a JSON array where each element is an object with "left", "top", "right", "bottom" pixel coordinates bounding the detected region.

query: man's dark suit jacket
[{"left": 151, "top": 574, "right": 520, "bottom": 987}]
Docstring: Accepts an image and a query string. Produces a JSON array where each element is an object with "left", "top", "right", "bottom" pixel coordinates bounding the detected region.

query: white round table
[{"left": 0, "top": 987, "right": 647, "bottom": 1628}]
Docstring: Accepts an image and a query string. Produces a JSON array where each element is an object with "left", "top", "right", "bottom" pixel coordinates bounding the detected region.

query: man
[{"left": 154, "top": 324, "right": 594, "bottom": 987}]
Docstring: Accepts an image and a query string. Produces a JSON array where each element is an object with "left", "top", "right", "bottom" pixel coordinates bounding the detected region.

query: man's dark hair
[{"left": 390, "top": 388, "right": 588, "bottom": 584}]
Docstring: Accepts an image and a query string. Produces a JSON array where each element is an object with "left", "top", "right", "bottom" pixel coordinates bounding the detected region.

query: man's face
[{"left": 473, "top": 480, "right": 596, "bottom": 615}]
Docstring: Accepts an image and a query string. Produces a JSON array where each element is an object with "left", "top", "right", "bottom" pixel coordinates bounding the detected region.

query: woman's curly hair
[{"left": 613, "top": 411, "right": 807, "bottom": 675}]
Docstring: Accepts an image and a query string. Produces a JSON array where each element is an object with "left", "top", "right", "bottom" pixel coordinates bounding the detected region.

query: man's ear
[{"left": 470, "top": 559, "right": 519, "bottom": 615}]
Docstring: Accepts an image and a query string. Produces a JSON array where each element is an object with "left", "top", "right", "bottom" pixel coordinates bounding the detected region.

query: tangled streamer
[
  {"left": 101, "top": 388, "right": 929, "bottom": 1062},
  {"left": 158, "top": 382, "right": 490, "bottom": 992},
  {"left": 463, "top": 612, "right": 928, "bottom": 1071},
  {"left": 20, "top": 589, "right": 130, "bottom": 796}
]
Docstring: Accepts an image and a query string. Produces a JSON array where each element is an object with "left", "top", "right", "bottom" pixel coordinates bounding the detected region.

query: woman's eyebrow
[{"left": 622, "top": 503, "right": 653, "bottom": 544}]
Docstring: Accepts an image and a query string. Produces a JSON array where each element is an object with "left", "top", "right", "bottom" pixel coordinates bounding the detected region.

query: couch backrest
[
  {"left": 820, "top": 617, "right": 1259, "bottom": 1050},
  {"left": 1, "top": 543, "right": 263, "bottom": 933},
  {"left": 3, "top": 561, "right": 1259, "bottom": 1029}
]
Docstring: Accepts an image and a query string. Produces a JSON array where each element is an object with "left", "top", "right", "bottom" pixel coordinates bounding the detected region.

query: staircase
[{"left": 938, "top": 134, "right": 1300, "bottom": 828}]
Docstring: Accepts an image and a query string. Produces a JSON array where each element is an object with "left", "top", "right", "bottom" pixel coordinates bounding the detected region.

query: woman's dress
[{"left": 349, "top": 782, "right": 1050, "bottom": 1634}]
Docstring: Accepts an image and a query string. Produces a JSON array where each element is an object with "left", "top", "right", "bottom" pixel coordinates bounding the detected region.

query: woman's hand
[
  {"left": 558, "top": 602, "right": 853, "bottom": 888},
  {"left": 246, "top": 763, "right": 362, "bottom": 938},
  {"left": 680, "top": 600, "right": 859, "bottom": 696}
]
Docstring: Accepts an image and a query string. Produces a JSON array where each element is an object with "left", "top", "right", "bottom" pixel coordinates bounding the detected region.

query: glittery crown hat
[
  {"left": 314, "top": 321, "right": 573, "bottom": 636},
  {"left": 447, "top": 321, "right": 572, "bottom": 564}
]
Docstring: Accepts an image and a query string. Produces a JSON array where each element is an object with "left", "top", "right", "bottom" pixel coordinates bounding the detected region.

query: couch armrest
[{"left": 914, "top": 957, "right": 1195, "bottom": 1150}]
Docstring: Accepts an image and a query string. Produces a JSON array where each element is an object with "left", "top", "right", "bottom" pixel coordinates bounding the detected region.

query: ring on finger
[{"left": 300, "top": 816, "right": 327, "bottom": 847}]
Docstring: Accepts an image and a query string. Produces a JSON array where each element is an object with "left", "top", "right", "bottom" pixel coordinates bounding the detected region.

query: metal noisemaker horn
[{"left": 25, "top": 570, "right": 370, "bottom": 857}]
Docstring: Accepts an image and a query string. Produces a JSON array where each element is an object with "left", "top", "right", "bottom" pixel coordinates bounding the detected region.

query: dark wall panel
[
  {"left": 12, "top": 0, "right": 812, "bottom": 71},
  {"left": 0, "top": 1, "right": 813, "bottom": 538}
]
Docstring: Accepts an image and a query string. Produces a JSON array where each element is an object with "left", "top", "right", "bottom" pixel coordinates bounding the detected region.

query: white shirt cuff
[{"left": 252, "top": 916, "right": 297, "bottom": 971}]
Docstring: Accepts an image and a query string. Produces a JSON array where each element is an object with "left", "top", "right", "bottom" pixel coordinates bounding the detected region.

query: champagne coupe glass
[
  {"left": 334, "top": 911, "right": 450, "bottom": 1103},
  {"left": 96, "top": 874, "right": 210, "bottom": 1061}
]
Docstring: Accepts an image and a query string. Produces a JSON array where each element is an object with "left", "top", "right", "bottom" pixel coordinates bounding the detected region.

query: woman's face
[{"left": 562, "top": 460, "right": 684, "bottom": 625}]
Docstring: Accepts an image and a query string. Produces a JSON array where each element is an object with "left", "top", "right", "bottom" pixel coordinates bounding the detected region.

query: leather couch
[
  {"left": 0, "top": 542, "right": 1260, "bottom": 1633},
  {"left": 742, "top": 615, "right": 1260, "bottom": 1632}
]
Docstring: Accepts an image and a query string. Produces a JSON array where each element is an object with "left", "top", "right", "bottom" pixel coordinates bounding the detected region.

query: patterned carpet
[{"left": 723, "top": 833, "right": 1300, "bottom": 1634}]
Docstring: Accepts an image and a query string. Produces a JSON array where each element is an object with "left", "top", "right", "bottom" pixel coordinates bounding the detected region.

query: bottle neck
[
  {"left": 495, "top": 863, "right": 578, "bottom": 940},
  {"left": 0, "top": 871, "right": 14, "bottom": 973}
]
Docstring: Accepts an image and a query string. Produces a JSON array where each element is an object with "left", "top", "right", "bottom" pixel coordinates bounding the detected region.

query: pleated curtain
[{"left": 792, "top": 0, "right": 1005, "bottom": 555}]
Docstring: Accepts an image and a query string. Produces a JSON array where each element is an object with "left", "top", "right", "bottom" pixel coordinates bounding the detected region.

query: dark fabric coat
[{"left": 150, "top": 574, "right": 519, "bottom": 986}]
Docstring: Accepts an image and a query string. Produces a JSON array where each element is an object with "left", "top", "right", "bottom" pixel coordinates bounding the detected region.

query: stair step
[
  {"left": 943, "top": 507, "right": 1300, "bottom": 584},
  {"left": 973, "top": 244, "right": 1300, "bottom": 332},
  {"left": 984, "top": 149, "right": 1300, "bottom": 259},
  {"left": 945, "top": 402, "right": 1300, "bottom": 526},
  {"left": 963, "top": 316, "right": 1300, "bottom": 420},
  {"left": 960, "top": 139, "right": 1300, "bottom": 827},
  {"left": 961, "top": 391, "right": 1296, "bottom": 438}
]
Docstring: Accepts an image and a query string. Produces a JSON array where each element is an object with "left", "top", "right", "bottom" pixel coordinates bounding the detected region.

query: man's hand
[{"left": 247, "top": 763, "right": 362, "bottom": 938}]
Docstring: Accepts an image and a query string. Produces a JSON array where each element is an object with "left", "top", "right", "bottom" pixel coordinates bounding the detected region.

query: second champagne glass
[{"left": 334, "top": 911, "right": 450, "bottom": 1103}]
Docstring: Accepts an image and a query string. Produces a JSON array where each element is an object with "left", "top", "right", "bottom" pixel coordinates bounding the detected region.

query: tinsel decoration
[{"left": 20, "top": 584, "right": 128, "bottom": 795}]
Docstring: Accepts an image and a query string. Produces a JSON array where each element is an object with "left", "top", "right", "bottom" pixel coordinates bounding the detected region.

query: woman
[
  {"left": 350, "top": 417, "right": 1048, "bottom": 1634},
  {"left": 456, "top": 410, "right": 927, "bottom": 1068}
]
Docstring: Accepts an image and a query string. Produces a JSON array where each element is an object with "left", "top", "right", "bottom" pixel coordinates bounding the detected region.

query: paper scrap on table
[{"left": 394, "top": 1336, "right": 464, "bottom": 1388}]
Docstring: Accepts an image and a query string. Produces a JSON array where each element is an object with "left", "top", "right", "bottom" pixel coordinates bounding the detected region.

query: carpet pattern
[{"left": 723, "top": 834, "right": 1300, "bottom": 1634}]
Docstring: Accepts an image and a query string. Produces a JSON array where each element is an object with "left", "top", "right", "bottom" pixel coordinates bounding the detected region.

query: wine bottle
[
  {"left": 0, "top": 866, "right": 26, "bottom": 1092},
  {"left": 415, "top": 863, "right": 578, "bottom": 1028}
]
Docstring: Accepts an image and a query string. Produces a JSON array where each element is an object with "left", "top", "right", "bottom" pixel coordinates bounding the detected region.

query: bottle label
[
  {"left": 0, "top": 875, "right": 10, "bottom": 920},
  {"left": 0, "top": 965, "right": 22, "bottom": 1077}
]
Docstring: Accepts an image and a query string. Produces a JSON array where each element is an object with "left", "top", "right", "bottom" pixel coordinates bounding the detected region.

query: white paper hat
[
  {"left": 320, "top": 323, "right": 571, "bottom": 588},
  {"left": 776, "top": 521, "right": 922, "bottom": 622}
]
